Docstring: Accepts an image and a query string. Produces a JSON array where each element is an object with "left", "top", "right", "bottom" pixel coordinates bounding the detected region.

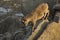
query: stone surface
[{"left": 38, "top": 21, "right": 60, "bottom": 40}]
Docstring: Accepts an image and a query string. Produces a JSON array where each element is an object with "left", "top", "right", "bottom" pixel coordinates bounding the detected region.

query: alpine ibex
[{"left": 22, "top": 3, "right": 49, "bottom": 32}]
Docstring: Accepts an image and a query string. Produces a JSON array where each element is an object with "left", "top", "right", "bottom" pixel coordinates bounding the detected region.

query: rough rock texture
[
  {"left": 28, "top": 20, "right": 49, "bottom": 40},
  {"left": 38, "top": 21, "right": 60, "bottom": 40}
]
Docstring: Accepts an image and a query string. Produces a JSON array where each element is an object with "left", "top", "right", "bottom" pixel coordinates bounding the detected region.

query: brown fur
[{"left": 23, "top": 3, "right": 49, "bottom": 32}]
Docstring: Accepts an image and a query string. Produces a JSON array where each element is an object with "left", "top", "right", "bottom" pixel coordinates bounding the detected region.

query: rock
[{"left": 38, "top": 21, "right": 60, "bottom": 40}]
